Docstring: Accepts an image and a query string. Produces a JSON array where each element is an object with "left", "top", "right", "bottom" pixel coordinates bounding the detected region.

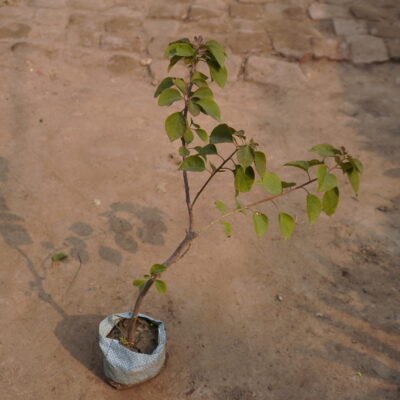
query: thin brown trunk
[{"left": 127, "top": 231, "right": 197, "bottom": 343}]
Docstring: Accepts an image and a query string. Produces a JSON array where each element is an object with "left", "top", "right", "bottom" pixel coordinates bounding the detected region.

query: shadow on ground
[{"left": 54, "top": 314, "right": 105, "bottom": 380}]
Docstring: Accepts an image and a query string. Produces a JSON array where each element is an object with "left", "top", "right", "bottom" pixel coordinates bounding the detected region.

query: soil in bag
[{"left": 107, "top": 317, "right": 158, "bottom": 354}]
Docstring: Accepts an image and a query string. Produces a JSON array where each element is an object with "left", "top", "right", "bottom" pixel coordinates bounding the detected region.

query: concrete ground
[{"left": 0, "top": 0, "right": 399, "bottom": 399}]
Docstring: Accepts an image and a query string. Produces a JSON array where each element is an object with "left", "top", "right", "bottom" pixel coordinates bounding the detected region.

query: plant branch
[
  {"left": 199, "top": 177, "right": 317, "bottom": 233},
  {"left": 127, "top": 231, "right": 197, "bottom": 343},
  {"left": 191, "top": 149, "right": 237, "bottom": 208}
]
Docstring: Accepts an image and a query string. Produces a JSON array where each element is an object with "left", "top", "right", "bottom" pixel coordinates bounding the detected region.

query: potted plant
[{"left": 98, "top": 36, "right": 363, "bottom": 389}]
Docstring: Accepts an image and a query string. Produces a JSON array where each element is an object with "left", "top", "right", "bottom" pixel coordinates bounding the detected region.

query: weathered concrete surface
[{"left": 0, "top": 1, "right": 400, "bottom": 400}]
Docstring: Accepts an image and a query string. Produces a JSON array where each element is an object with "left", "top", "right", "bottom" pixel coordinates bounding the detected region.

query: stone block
[
  {"left": 230, "top": 3, "right": 265, "bottom": 19},
  {"left": 143, "top": 19, "right": 180, "bottom": 38},
  {"left": 0, "top": 6, "right": 34, "bottom": 20},
  {"left": 369, "top": 21, "right": 400, "bottom": 38},
  {"left": 232, "top": 18, "right": 265, "bottom": 33},
  {"left": 99, "top": 34, "right": 144, "bottom": 52},
  {"left": 67, "top": 0, "right": 111, "bottom": 10},
  {"left": 225, "top": 54, "right": 244, "bottom": 82},
  {"left": 10, "top": 41, "right": 58, "bottom": 59},
  {"left": 67, "top": 30, "right": 99, "bottom": 48},
  {"left": 347, "top": 35, "right": 389, "bottom": 63},
  {"left": 0, "top": 23, "right": 30, "bottom": 39},
  {"left": 282, "top": 7, "right": 307, "bottom": 21},
  {"left": 272, "top": 32, "right": 312, "bottom": 60},
  {"left": 189, "top": 6, "right": 222, "bottom": 20},
  {"left": 67, "top": 13, "right": 91, "bottom": 28},
  {"left": 35, "top": 9, "right": 67, "bottom": 25},
  {"left": 227, "top": 32, "right": 272, "bottom": 54},
  {"left": 333, "top": 18, "right": 367, "bottom": 36},
  {"left": 148, "top": 1, "right": 188, "bottom": 19},
  {"left": 29, "top": 0, "right": 66, "bottom": 8},
  {"left": 312, "top": 37, "right": 349, "bottom": 60},
  {"left": 386, "top": 39, "right": 400, "bottom": 59},
  {"left": 350, "top": 3, "right": 398, "bottom": 21},
  {"left": 104, "top": 16, "right": 141, "bottom": 36},
  {"left": 308, "top": 3, "right": 350, "bottom": 20},
  {"left": 237, "top": 0, "right": 267, "bottom": 3},
  {"left": 182, "top": 18, "right": 232, "bottom": 35},
  {"left": 106, "top": 55, "right": 143, "bottom": 75},
  {"left": 245, "top": 56, "right": 306, "bottom": 89}
]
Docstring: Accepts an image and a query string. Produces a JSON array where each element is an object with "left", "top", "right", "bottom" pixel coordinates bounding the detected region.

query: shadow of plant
[{"left": 54, "top": 314, "right": 105, "bottom": 380}]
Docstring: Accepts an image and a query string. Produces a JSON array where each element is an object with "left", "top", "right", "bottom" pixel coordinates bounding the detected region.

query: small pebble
[{"left": 140, "top": 58, "right": 152, "bottom": 66}]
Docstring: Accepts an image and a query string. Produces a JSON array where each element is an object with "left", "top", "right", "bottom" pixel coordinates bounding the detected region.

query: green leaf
[
  {"left": 347, "top": 168, "right": 360, "bottom": 195},
  {"left": 195, "top": 98, "right": 221, "bottom": 121},
  {"left": 51, "top": 252, "right": 67, "bottom": 262},
  {"left": 282, "top": 181, "right": 296, "bottom": 188},
  {"left": 133, "top": 279, "right": 146, "bottom": 289},
  {"left": 191, "top": 120, "right": 200, "bottom": 129},
  {"left": 150, "top": 264, "right": 167, "bottom": 275},
  {"left": 193, "top": 79, "right": 209, "bottom": 88},
  {"left": 188, "top": 100, "right": 201, "bottom": 116},
  {"left": 209, "top": 124, "right": 233, "bottom": 144},
  {"left": 284, "top": 160, "right": 322, "bottom": 172},
  {"left": 183, "top": 127, "right": 194, "bottom": 144},
  {"left": 205, "top": 40, "right": 226, "bottom": 67},
  {"left": 309, "top": 144, "right": 340, "bottom": 158},
  {"left": 154, "top": 77, "right": 173, "bottom": 97},
  {"left": 179, "top": 146, "right": 190, "bottom": 157},
  {"left": 252, "top": 212, "right": 269, "bottom": 238},
  {"left": 164, "top": 43, "right": 195, "bottom": 57},
  {"left": 170, "top": 37, "right": 190, "bottom": 44},
  {"left": 158, "top": 88, "right": 182, "bottom": 106},
  {"left": 195, "top": 144, "right": 217, "bottom": 155},
  {"left": 254, "top": 151, "right": 266, "bottom": 177},
  {"left": 237, "top": 145, "right": 254, "bottom": 168},
  {"left": 306, "top": 194, "right": 321, "bottom": 224},
  {"left": 173, "top": 78, "right": 187, "bottom": 95},
  {"left": 221, "top": 221, "right": 232, "bottom": 237},
  {"left": 192, "top": 71, "right": 208, "bottom": 81},
  {"left": 317, "top": 165, "right": 338, "bottom": 192},
  {"left": 349, "top": 157, "right": 363, "bottom": 173},
  {"left": 322, "top": 187, "right": 339, "bottom": 216},
  {"left": 234, "top": 166, "right": 255, "bottom": 193},
  {"left": 195, "top": 128, "right": 208, "bottom": 142},
  {"left": 284, "top": 161, "right": 310, "bottom": 171},
  {"left": 258, "top": 172, "right": 282, "bottom": 195},
  {"left": 165, "top": 112, "right": 186, "bottom": 141},
  {"left": 278, "top": 213, "right": 295, "bottom": 240},
  {"left": 179, "top": 155, "right": 206, "bottom": 172},
  {"left": 168, "top": 55, "right": 182, "bottom": 71},
  {"left": 215, "top": 200, "right": 227, "bottom": 212},
  {"left": 155, "top": 280, "right": 167, "bottom": 294},
  {"left": 192, "top": 87, "right": 213, "bottom": 99},
  {"left": 210, "top": 64, "right": 228, "bottom": 88}
]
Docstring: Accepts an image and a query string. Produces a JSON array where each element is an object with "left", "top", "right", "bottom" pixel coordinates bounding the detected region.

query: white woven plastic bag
[{"left": 99, "top": 312, "right": 166, "bottom": 387}]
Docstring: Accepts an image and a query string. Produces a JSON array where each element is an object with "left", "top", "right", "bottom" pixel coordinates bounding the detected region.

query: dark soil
[{"left": 107, "top": 317, "right": 159, "bottom": 354}]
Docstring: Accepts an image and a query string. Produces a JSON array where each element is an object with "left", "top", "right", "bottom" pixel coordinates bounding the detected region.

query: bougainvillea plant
[{"left": 126, "top": 36, "right": 363, "bottom": 344}]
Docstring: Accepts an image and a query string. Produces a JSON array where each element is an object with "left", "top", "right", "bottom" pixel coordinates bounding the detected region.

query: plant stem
[
  {"left": 127, "top": 231, "right": 197, "bottom": 343},
  {"left": 127, "top": 60, "right": 198, "bottom": 344}
]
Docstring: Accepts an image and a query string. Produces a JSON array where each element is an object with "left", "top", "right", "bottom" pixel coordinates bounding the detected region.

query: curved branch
[
  {"left": 191, "top": 149, "right": 237, "bottom": 208},
  {"left": 199, "top": 177, "right": 317, "bottom": 233}
]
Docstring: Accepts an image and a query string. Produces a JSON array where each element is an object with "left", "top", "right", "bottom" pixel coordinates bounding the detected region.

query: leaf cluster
[
  {"left": 134, "top": 37, "right": 363, "bottom": 294},
  {"left": 133, "top": 264, "right": 167, "bottom": 294}
]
